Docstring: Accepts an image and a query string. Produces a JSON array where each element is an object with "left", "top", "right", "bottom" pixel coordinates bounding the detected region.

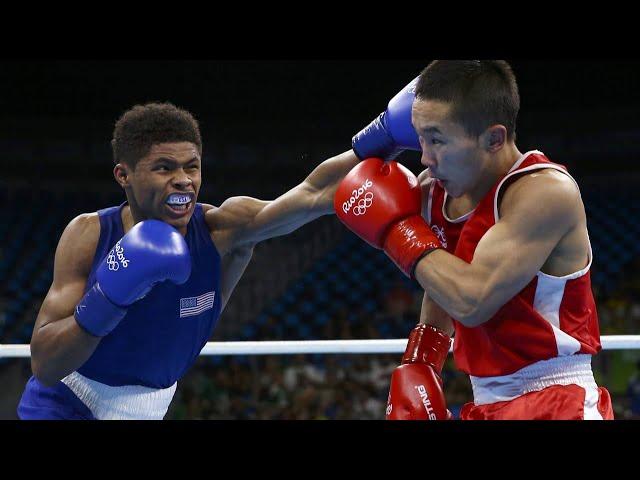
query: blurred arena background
[{"left": 0, "top": 60, "right": 639, "bottom": 419}]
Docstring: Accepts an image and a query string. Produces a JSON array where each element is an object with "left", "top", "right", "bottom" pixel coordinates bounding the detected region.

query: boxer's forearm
[
  {"left": 419, "top": 292, "right": 455, "bottom": 337},
  {"left": 30, "top": 316, "right": 101, "bottom": 386},
  {"left": 227, "top": 150, "right": 360, "bottom": 246},
  {"left": 414, "top": 250, "right": 492, "bottom": 327},
  {"left": 302, "top": 149, "right": 361, "bottom": 214}
]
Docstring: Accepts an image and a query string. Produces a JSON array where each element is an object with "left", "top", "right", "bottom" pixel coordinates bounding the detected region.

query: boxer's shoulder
[
  {"left": 201, "top": 200, "right": 252, "bottom": 256},
  {"left": 498, "top": 167, "right": 581, "bottom": 219},
  {"left": 200, "top": 203, "right": 216, "bottom": 215},
  {"left": 56, "top": 212, "right": 101, "bottom": 276},
  {"left": 65, "top": 212, "right": 100, "bottom": 239},
  {"left": 200, "top": 203, "right": 218, "bottom": 233},
  {"left": 201, "top": 197, "right": 266, "bottom": 236},
  {"left": 202, "top": 196, "right": 286, "bottom": 267}
]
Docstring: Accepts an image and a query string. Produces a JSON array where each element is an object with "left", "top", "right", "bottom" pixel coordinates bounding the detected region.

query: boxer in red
[{"left": 337, "top": 60, "right": 613, "bottom": 420}]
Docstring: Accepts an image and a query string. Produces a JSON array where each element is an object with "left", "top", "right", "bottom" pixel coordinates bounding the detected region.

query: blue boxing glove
[
  {"left": 74, "top": 220, "right": 192, "bottom": 337},
  {"left": 352, "top": 76, "right": 421, "bottom": 161}
]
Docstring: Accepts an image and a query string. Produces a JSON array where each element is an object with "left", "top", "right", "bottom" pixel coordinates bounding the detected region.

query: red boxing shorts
[{"left": 460, "top": 355, "right": 614, "bottom": 420}]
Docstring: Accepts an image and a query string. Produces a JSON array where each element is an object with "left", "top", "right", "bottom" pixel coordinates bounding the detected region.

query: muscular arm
[
  {"left": 30, "top": 214, "right": 102, "bottom": 386},
  {"left": 419, "top": 292, "right": 455, "bottom": 337},
  {"left": 414, "top": 170, "right": 585, "bottom": 327},
  {"left": 209, "top": 150, "right": 360, "bottom": 251}
]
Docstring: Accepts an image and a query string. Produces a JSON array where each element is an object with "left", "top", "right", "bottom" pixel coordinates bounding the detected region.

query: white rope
[{"left": 2, "top": 335, "right": 640, "bottom": 358}]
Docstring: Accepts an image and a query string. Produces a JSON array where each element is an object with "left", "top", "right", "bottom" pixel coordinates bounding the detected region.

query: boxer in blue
[
  {"left": 16, "top": 102, "right": 367, "bottom": 419},
  {"left": 18, "top": 74, "right": 419, "bottom": 419}
]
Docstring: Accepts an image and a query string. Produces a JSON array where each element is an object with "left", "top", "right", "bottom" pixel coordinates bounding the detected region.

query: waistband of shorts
[
  {"left": 469, "top": 354, "right": 597, "bottom": 406},
  {"left": 61, "top": 371, "right": 177, "bottom": 420}
]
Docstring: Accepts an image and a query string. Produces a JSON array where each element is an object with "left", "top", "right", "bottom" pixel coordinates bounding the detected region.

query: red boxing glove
[
  {"left": 334, "top": 158, "right": 441, "bottom": 278},
  {"left": 386, "top": 324, "right": 453, "bottom": 420}
]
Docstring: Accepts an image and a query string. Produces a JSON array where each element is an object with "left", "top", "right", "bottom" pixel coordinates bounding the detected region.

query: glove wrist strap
[
  {"left": 401, "top": 323, "right": 452, "bottom": 374},
  {"left": 74, "top": 282, "right": 128, "bottom": 337},
  {"left": 383, "top": 215, "right": 441, "bottom": 279}
]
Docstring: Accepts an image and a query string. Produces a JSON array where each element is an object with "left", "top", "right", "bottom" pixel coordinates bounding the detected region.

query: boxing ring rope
[{"left": 1, "top": 335, "right": 640, "bottom": 358}]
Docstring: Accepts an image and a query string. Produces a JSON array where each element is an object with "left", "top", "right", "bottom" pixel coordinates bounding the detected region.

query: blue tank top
[{"left": 77, "top": 203, "right": 222, "bottom": 388}]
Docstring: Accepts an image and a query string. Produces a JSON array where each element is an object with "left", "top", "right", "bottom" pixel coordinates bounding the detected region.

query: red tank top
[{"left": 425, "top": 150, "right": 601, "bottom": 377}]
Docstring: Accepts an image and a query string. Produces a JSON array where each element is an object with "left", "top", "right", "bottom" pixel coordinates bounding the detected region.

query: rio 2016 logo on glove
[
  {"left": 106, "top": 241, "right": 130, "bottom": 271},
  {"left": 342, "top": 179, "right": 374, "bottom": 215},
  {"left": 353, "top": 192, "right": 374, "bottom": 216}
]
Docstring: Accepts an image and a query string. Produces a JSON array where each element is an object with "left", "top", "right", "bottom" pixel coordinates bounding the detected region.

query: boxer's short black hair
[
  {"left": 111, "top": 102, "right": 202, "bottom": 167},
  {"left": 415, "top": 60, "right": 520, "bottom": 141}
]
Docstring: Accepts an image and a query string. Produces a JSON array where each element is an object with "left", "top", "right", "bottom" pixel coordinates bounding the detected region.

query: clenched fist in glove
[{"left": 334, "top": 158, "right": 441, "bottom": 278}]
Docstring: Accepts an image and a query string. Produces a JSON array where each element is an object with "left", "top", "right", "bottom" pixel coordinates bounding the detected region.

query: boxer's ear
[
  {"left": 481, "top": 125, "right": 507, "bottom": 153},
  {"left": 114, "top": 163, "right": 131, "bottom": 188}
]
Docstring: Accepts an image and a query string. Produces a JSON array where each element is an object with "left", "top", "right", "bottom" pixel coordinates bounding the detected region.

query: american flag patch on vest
[{"left": 179, "top": 291, "right": 216, "bottom": 318}]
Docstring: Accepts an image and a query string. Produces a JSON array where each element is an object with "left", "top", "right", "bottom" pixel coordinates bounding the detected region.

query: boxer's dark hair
[
  {"left": 111, "top": 102, "right": 202, "bottom": 167},
  {"left": 415, "top": 60, "right": 520, "bottom": 141}
]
